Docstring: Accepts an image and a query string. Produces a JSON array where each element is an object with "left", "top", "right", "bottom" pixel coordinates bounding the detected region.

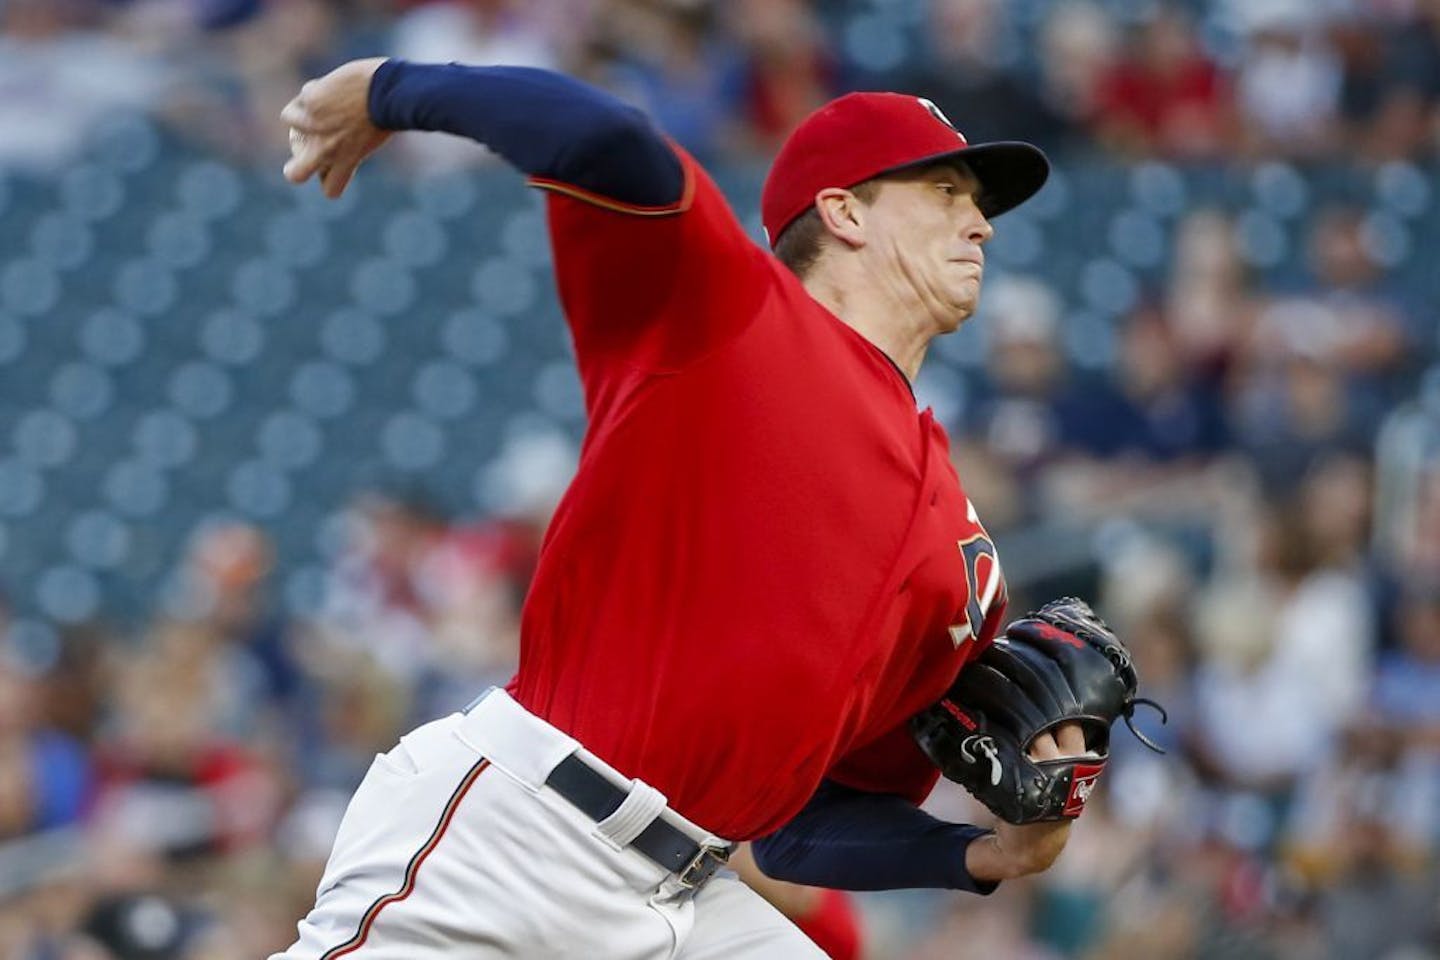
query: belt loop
[
  {"left": 594, "top": 780, "right": 668, "bottom": 848},
  {"left": 461, "top": 687, "right": 496, "bottom": 714}
]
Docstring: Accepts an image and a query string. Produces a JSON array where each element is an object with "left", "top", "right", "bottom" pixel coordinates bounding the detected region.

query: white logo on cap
[{"left": 917, "top": 97, "right": 964, "bottom": 140}]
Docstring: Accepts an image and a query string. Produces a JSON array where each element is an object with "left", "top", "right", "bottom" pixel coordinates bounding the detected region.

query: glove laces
[{"left": 1122, "top": 697, "right": 1168, "bottom": 754}]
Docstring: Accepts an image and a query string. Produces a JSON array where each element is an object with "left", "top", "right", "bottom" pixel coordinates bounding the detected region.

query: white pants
[{"left": 273, "top": 689, "right": 826, "bottom": 959}]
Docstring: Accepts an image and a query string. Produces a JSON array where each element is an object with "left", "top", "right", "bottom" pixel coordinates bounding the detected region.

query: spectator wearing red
[
  {"left": 1092, "top": 4, "right": 1234, "bottom": 160},
  {"left": 724, "top": 0, "right": 840, "bottom": 149},
  {"left": 90, "top": 623, "right": 285, "bottom": 858}
]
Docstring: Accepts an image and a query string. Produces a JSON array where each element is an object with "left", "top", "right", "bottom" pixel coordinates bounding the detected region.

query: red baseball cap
[{"left": 760, "top": 92, "right": 1050, "bottom": 248}]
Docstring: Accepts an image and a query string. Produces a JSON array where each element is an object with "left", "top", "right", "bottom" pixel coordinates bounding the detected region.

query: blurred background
[{"left": 0, "top": 0, "right": 1438, "bottom": 957}]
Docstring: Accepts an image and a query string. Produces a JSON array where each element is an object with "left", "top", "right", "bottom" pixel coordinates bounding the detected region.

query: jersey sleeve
[
  {"left": 536, "top": 146, "right": 773, "bottom": 381},
  {"left": 750, "top": 779, "right": 998, "bottom": 893},
  {"left": 370, "top": 62, "right": 686, "bottom": 209}
]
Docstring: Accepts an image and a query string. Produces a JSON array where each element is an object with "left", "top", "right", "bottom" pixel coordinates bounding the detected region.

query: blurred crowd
[
  {"left": 924, "top": 205, "right": 1440, "bottom": 958},
  {"left": 0, "top": 478, "right": 554, "bottom": 959},
  {"left": 2, "top": 0, "right": 1440, "bottom": 171},
  {"left": 2, "top": 0, "right": 1440, "bottom": 958}
]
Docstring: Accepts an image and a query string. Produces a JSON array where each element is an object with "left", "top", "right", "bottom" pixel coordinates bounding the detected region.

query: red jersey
[{"left": 508, "top": 149, "right": 1008, "bottom": 840}]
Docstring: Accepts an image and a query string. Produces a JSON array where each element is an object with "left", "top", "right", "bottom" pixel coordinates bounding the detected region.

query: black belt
[{"left": 545, "top": 754, "right": 733, "bottom": 891}]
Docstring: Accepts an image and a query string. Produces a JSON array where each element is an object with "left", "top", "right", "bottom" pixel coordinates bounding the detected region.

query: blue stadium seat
[
  {"left": 383, "top": 210, "right": 449, "bottom": 268},
  {"left": 289, "top": 360, "right": 358, "bottom": 420},
  {"left": 470, "top": 256, "right": 539, "bottom": 318},
  {"left": 1108, "top": 207, "right": 1167, "bottom": 273},
  {"left": 65, "top": 509, "right": 133, "bottom": 571},
  {"left": 1, "top": 257, "right": 62, "bottom": 318},
  {"left": 318, "top": 306, "right": 388, "bottom": 367},
  {"left": 58, "top": 164, "right": 127, "bottom": 223},
  {"left": 0, "top": 310, "right": 29, "bottom": 367},
  {"left": 226, "top": 459, "right": 295, "bottom": 520},
  {"left": 1078, "top": 258, "right": 1140, "bottom": 318},
  {"left": 112, "top": 257, "right": 180, "bottom": 317},
  {"left": 0, "top": 457, "right": 45, "bottom": 520},
  {"left": 12, "top": 409, "right": 79, "bottom": 471},
  {"left": 200, "top": 307, "right": 267, "bottom": 367},
  {"left": 33, "top": 563, "right": 101, "bottom": 624},
  {"left": 1128, "top": 162, "right": 1189, "bottom": 219},
  {"left": 412, "top": 172, "right": 481, "bottom": 222},
  {"left": 1233, "top": 210, "right": 1289, "bottom": 271},
  {"left": 49, "top": 362, "right": 117, "bottom": 422},
  {"left": 99, "top": 458, "right": 170, "bottom": 520},
  {"left": 264, "top": 209, "right": 332, "bottom": 269},
  {"left": 256, "top": 409, "right": 325, "bottom": 472},
  {"left": 30, "top": 212, "right": 96, "bottom": 271},
  {"left": 232, "top": 258, "right": 300, "bottom": 318},
  {"left": 167, "top": 361, "right": 236, "bottom": 421},
  {"left": 79, "top": 308, "right": 146, "bottom": 368},
  {"left": 1249, "top": 162, "right": 1310, "bottom": 220},
  {"left": 412, "top": 360, "right": 479, "bottom": 421},
  {"left": 130, "top": 409, "right": 200, "bottom": 471},
  {"left": 1372, "top": 161, "right": 1435, "bottom": 219},
  {"left": 499, "top": 208, "right": 551, "bottom": 269},
  {"left": 176, "top": 161, "right": 246, "bottom": 222},
  {"left": 348, "top": 256, "right": 417, "bottom": 317},
  {"left": 988, "top": 215, "right": 1045, "bottom": 269},
  {"left": 146, "top": 211, "right": 213, "bottom": 270},
  {"left": 378, "top": 411, "right": 448, "bottom": 472}
]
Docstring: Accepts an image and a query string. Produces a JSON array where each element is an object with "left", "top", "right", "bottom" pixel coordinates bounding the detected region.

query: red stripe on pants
[{"left": 320, "top": 758, "right": 492, "bottom": 959}]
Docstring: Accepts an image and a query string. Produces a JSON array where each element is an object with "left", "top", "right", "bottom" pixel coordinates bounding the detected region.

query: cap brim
[{"left": 881, "top": 141, "right": 1050, "bottom": 219}]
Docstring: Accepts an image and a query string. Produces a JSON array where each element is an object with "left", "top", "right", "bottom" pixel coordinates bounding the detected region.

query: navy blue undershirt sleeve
[
  {"left": 367, "top": 60, "right": 684, "bottom": 208},
  {"left": 750, "top": 780, "right": 1000, "bottom": 894}
]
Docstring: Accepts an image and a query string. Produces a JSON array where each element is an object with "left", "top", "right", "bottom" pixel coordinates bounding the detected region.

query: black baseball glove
[{"left": 910, "top": 597, "right": 1165, "bottom": 824}]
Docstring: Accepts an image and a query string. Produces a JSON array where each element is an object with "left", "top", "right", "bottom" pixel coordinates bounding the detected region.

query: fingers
[
  {"left": 281, "top": 62, "right": 391, "bottom": 195},
  {"left": 281, "top": 101, "right": 364, "bottom": 194},
  {"left": 1028, "top": 731, "right": 1062, "bottom": 762},
  {"left": 283, "top": 125, "right": 344, "bottom": 193},
  {"left": 280, "top": 96, "right": 309, "bottom": 132},
  {"left": 1027, "top": 722, "right": 1089, "bottom": 762},
  {"left": 1055, "top": 722, "right": 1088, "bottom": 757},
  {"left": 320, "top": 163, "right": 356, "bottom": 199},
  {"left": 283, "top": 148, "right": 321, "bottom": 186},
  {"left": 281, "top": 91, "right": 329, "bottom": 186}
]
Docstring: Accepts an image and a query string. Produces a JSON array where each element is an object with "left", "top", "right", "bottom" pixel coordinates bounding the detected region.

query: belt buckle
[{"left": 676, "top": 841, "right": 732, "bottom": 891}]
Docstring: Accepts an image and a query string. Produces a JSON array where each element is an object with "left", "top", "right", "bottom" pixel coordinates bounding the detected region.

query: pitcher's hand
[
  {"left": 282, "top": 57, "right": 393, "bottom": 198},
  {"left": 965, "top": 721, "right": 1087, "bottom": 883}
]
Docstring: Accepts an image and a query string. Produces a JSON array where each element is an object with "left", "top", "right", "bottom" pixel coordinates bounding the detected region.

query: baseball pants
[{"left": 272, "top": 689, "right": 827, "bottom": 959}]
